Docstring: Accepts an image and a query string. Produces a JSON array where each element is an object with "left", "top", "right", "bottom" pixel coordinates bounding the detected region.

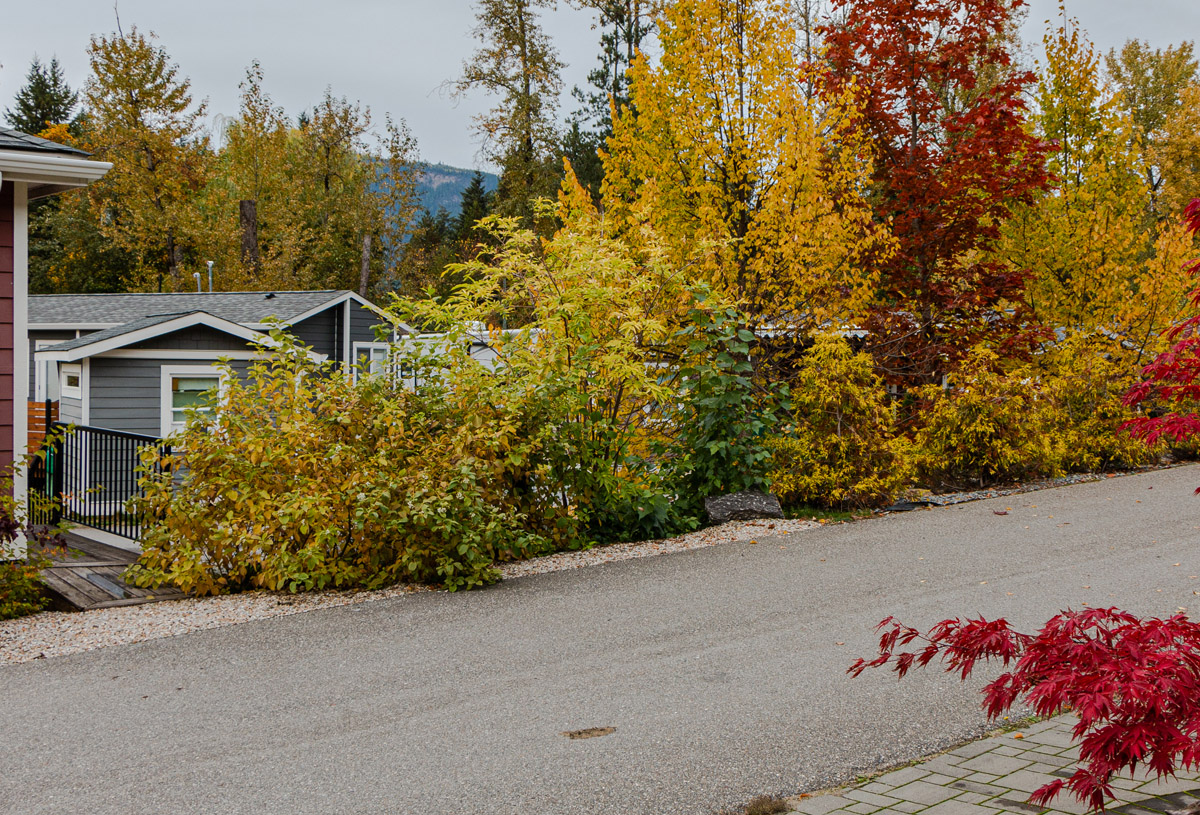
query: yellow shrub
[
  {"left": 912, "top": 348, "right": 1059, "bottom": 490},
  {"left": 1039, "top": 336, "right": 1160, "bottom": 472},
  {"left": 768, "top": 334, "right": 912, "bottom": 508}
]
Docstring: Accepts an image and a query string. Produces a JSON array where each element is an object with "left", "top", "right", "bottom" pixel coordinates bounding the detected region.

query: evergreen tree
[
  {"left": 561, "top": 121, "right": 604, "bottom": 204},
  {"left": 455, "top": 171, "right": 494, "bottom": 241},
  {"left": 4, "top": 56, "right": 78, "bottom": 135},
  {"left": 570, "top": 1, "right": 655, "bottom": 133}
]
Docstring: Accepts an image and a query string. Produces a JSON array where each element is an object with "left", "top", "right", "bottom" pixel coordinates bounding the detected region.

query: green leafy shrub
[
  {"left": 129, "top": 332, "right": 554, "bottom": 595},
  {"left": 768, "top": 334, "right": 911, "bottom": 508},
  {"left": 664, "top": 301, "right": 781, "bottom": 517},
  {"left": 912, "top": 347, "right": 1059, "bottom": 489}
]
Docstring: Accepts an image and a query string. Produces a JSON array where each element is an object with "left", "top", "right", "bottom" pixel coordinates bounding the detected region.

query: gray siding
[
  {"left": 289, "top": 306, "right": 339, "bottom": 359},
  {"left": 88, "top": 356, "right": 251, "bottom": 437},
  {"left": 350, "top": 303, "right": 390, "bottom": 346},
  {"left": 59, "top": 391, "right": 83, "bottom": 425},
  {"left": 128, "top": 325, "right": 254, "bottom": 352}
]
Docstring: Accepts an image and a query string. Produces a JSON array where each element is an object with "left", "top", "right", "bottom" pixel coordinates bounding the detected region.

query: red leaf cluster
[
  {"left": 822, "top": 0, "right": 1051, "bottom": 385},
  {"left": 849, "top": 608, "right": 1200, "bottom": 811},
  {"left": 1124, "top": 198, "right": 1200, "bottom": 483}
]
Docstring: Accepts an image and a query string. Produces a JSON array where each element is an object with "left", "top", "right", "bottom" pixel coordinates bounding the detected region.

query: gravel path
[{"left": 0, "top": 517, "right": 816, "bottom": 665}]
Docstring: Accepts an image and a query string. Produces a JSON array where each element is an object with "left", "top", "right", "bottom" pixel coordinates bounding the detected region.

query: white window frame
[
  {"left": 352, "top": 341, "right": 392, "bottom": 383},
  {"left": 60, "top": 363, "right": 82, "bottom": 400},
  {"left": 160, "top": 364, "right": 227, "bottom": 438}
]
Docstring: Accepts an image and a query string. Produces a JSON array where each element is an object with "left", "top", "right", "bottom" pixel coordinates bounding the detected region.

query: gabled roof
[
  {"left": 41, "top": 313, "right": 193, "bottom": 352},
  {"left": 0, "top": 128, "right": 90, "bottom": 157},
  {"left": 35, "top": 311, "right": 326, "bottom": 363},
  {"left": 29, "top": 290, "right": 399, "bottom": 330}
]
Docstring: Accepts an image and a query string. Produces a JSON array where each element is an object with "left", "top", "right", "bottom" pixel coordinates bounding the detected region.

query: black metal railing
[{"left": 30, "top": 423, "right": 171, "bottom": 541}]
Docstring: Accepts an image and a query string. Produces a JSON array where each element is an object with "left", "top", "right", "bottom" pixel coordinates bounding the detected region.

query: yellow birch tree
[
  {"left": 82, "top": 25, "right": 210, "bottom": 292},
  {"left": 601, "top": 0, "right": 888, "bottom": 339},
  {"left": 1000, "top": 15, "right": 1195, "bottom": 356}
]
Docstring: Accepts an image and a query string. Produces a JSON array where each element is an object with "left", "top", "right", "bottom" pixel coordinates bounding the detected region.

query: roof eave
[{"left": 0, "top": 150, "right": 112, "bottom": 199}]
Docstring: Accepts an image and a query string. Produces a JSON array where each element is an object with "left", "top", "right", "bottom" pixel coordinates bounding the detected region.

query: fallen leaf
[
  {"left": 749, "top": 540, "right": 758, "bottom": 545},
  {"left": 980, "top": 581, "right": 988, "bottom": 585},
  {"left": 835, "top": 641, "right": 845, "bottom": 646},
  {"left": 993, "top": 510, "right": 1008, "bottom": 516},
  {"left": 1013, "top": 733, "right": 1024, "bottom": 740}
]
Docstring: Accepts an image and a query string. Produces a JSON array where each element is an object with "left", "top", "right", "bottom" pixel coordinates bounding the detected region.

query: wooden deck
[{"left": 35, "top": 532, "right": 185, "bottom": 611}]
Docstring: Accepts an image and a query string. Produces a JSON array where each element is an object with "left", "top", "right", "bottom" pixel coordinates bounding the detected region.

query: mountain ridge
[{"left": 415, "top": 163, "right": 499, "bottom": 215}]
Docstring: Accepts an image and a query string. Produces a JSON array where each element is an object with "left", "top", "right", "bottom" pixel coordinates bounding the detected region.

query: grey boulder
[{"left": 704, "top": 490, "right": 785, "bottom": 523}]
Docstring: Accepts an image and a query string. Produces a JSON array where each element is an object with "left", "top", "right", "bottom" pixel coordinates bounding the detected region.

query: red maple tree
[
  {"left": 849, "top": 608, "right": 1200, "bottom": 811},
  {"left": 822, "top": 0, "right": 1051, "bottom": 386},
  {"left": 1124, "top": 198, "right": 1200, "bottom": 465}
]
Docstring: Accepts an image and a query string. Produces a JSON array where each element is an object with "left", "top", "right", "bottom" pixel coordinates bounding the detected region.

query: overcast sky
[{"left": 2, "top": 1, "right": 1197, "bottom": 172}]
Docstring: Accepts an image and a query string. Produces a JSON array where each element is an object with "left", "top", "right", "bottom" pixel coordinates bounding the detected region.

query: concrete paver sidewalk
[{"left": 789, "top": 717, "right": 1200, "bottom": 815}]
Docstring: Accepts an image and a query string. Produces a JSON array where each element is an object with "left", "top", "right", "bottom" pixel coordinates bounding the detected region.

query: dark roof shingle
[
  {"left": 0, "top": 128, "right": 90, "bottom": 157},
  {"left": 30, "top": 290, "right": 353, "bottom": 327}
]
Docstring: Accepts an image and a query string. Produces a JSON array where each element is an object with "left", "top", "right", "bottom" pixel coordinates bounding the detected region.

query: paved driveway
[{"left": 2, "top": 466, "right": 1198, "bottom": 815}]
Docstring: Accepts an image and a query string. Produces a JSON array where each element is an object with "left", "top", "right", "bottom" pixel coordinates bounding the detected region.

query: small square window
[{"left": 60, "top": 364, "right": 82, "bottom": 399}]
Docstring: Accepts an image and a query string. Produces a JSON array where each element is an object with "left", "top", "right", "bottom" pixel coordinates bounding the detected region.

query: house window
[
  {"left": 60, "top": 363, "right": 82, "bottom": 399},
  {"left": 352, "top": 342, "right": 391, "bottom": 382},
  {"left": 161, "top": 365, "right": 224, "bottom": 437}
]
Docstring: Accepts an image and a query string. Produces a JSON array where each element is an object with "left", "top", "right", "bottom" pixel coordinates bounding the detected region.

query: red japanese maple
[
  {"left": 849, "top": 608, "right": 1200, "bottom": 811},
  {"left": 822, "top": 0, "right": 1051, "bottom": 385},
  {"left": 1124, "top": 198, "right": 1200, "bottom": 471}
]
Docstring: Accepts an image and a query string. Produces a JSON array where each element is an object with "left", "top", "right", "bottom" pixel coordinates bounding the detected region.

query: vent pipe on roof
[
  {"left": 193, "top": 272, "right": 202, "bottom": 293},
  {"left": 206, "top": 260, "right": 214, "bottom": 292}
]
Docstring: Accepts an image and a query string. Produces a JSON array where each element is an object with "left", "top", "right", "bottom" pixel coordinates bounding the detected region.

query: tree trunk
[
  {"left": 240, "top": 200, "right": 260, "bottom": 272},
  {"left": 358, "top": 233, "right": 371, "bottom": 298},
  {"left": 166, "top": 231, "right": 182, "bottom": 290}
]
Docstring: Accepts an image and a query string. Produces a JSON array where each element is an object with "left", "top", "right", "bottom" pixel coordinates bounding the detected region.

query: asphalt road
[{"left": 3, "top": 466, "right": 1199, "bottom": 815}]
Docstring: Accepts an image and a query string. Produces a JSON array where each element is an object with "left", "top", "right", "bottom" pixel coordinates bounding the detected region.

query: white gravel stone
[{"left": 0, "top": 518, "right": 817, "bottom": 666}]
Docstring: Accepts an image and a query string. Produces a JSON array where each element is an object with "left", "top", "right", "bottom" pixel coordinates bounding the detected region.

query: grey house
[{"left": 30, "top": 290, "right": 402, "bottom": 438}]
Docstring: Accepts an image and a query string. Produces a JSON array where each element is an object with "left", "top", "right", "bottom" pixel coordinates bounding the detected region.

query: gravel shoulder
[
  {"left": 2, "top": 462, "right": 1185, "bottom": 667},
  {"left": 0, "top": 517, "right": 816, "bottom": 664}
]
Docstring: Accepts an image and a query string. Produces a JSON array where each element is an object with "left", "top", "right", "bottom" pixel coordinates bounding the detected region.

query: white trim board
[
  {"left": 11, "top": 181, "right": 28, "bottom": 550},
  {"left": 29, "top": 323, "right": 118, "bottom": 331}
]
